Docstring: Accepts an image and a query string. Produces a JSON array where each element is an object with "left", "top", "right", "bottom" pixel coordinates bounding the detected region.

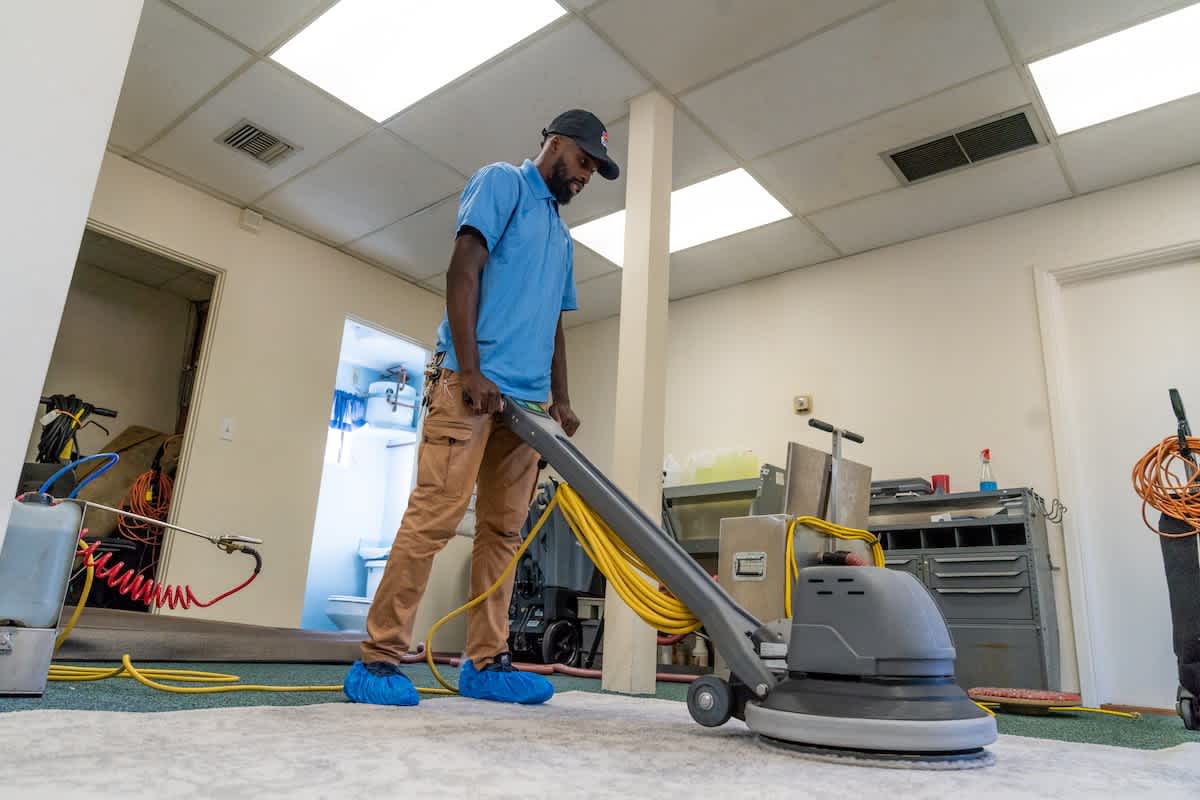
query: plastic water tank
[{"left": 0, "top": 497, "right": 83, "bottom": 628}]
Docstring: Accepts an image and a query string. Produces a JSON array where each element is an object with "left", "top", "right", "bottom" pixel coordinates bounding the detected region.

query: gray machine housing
[
  {"left": 787, "top": 565, "right": 956, "bottom": 678},
  {"left": 500, "top": 399, "right": 996, "bottom": 756}
]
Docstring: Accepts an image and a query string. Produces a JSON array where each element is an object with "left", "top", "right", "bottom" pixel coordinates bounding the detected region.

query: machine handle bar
[{"left": 808, "top": 418, "right": 864, "bottom": 444}]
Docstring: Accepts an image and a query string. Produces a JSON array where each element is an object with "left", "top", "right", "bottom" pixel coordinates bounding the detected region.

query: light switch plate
[
  {"left": 793, "top": 395, "right": 812, "bottom": 414},
  {"left": 220, "top": 417, "right": 235, "bottom": 441}
]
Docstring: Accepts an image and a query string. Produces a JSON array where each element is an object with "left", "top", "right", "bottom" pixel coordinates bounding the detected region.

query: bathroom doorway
[{"left": 300, "top": 318, "right": 429, "bottom": 631}]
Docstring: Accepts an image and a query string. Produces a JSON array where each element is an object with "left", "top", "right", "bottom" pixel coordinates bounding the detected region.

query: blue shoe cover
[
  {"left": 343, "top": 660, "right": 419, "bottom": 706},
  {"left": 458, "top": 653, "right": 554, "bottom": 705}
]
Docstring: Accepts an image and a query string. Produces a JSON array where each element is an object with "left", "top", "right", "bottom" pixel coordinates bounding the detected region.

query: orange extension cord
[
  {"left": 116, "top": 470, "right": 173, "bottom": 544},
  {"left": 1132, "top": 435, "right": 1200, "bottom": 536}
]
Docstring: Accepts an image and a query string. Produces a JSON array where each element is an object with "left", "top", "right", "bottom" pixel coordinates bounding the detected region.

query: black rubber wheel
[
  {"left": 688, "top": 675, "right": 733, "bottom": 727},
  {"left": 1179, "top": 687, "right": 1199, "bottom": 731},
  {"left": 542, "top": 619, "right": 581, "bottom": 667}
]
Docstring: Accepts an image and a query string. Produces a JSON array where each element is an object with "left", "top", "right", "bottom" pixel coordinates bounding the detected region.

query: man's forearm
[
  {"left": 446, "top": 235, "right": 488, "bottom": 375},
  {"left": 551, "top": 316, "right": 570, "bottom": 404}
]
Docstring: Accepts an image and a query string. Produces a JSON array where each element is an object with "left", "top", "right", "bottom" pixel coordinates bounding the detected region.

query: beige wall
[
  {"left": 87, "top": 152, "right": 445, "bottom": 628},
  {"left": 27, "top": 262, "right": 191, "bottom": 461},
  {"left": 565, "top": 162, "right": 1200, "bottom": 694}
]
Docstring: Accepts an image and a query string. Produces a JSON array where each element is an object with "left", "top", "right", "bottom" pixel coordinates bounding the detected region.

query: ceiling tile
[
  {"left": 668, "top": 218, "right": 836, "bottom": 300},
  {"left": 388, "top": 20, "right": 649, "bottom": 176},
  {"left": 171, "top": 0, "right": 331, "bottom": 51},
  {"left": 348, "top": 196, "right": 461, "bottom": 279},
  {"left": 77, "top": 229, "right": 188, "bottom": 287},
  {"left": 160, "top": 269, "right": 217, "bottom": 301},
  {"left": 752, "top": 69, "right": 1031, "bottom": 215},
  {"left": 142, "top": 61, "right": 374, "bottom": 203},
  {"left": 680, "top": 0, "right": 1011, "bottom": 159},
  {"left": 422, "top": 272, "right": 447, "bottom": 294},
  {"left": 258, "top": 130, "right": 463, "bottom": 245},
  {"left": 588, "top": 0, "right": 880, "bottom": 94},
  {"left": 809, "top": 147, "right": 1071, "bottom": 254},
  {"left": 569, "top": 271, "right": 623, "bottom": 326},
  {"left": 109, "top": 0, "right": 251, "bottom": 152},
  {"left": 562, "top": 112, "right": 736, "bottom": 225},
  {"left": 1060, "top": 93, "right": 1200, "bottom": 194},
  {"left": 572, "top": 245, "right": 619, "bottom": 282},
  {"left": 991, "top": 0, "right": 1190, "bottom": 60}
]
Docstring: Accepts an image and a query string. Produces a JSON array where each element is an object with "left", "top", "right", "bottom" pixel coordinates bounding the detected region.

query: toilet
[
  {"left": 325, "top": 501, "right": 476, "bottom": 642},
  {"left": 325, "top": 545, "right": 390, "bottom": 632}
]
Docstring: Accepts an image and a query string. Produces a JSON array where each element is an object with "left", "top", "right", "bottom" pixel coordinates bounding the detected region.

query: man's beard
[{"left": 546, "top": 158, "right": 579, "bottom": 205}]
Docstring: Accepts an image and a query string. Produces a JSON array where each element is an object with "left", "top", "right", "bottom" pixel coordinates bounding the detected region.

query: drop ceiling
[{"left": 108, "top": 0, "right": 1200, "bottom": 326}]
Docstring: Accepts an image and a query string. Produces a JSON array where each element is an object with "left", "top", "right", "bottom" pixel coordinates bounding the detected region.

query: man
[{"left": 344, "top": 110, "right": 620, "bottom": 707}]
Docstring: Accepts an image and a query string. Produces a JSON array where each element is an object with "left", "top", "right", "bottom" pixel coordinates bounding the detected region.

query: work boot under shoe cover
[
  {"left": 343, "top": 660, "right": 420, "bottom": 706},
  {"left": 458, "top": 653, "right": 555, "bottom": 705}
]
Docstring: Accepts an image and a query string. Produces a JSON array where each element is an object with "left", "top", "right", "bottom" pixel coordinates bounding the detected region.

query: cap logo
[{"left": 600, "top": 130, "right": 608, "bottom": 150}]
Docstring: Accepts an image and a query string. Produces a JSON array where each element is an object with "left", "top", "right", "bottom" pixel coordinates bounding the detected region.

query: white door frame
[
  {"left": 83, "top": 218, "right": 226, "bottom": 602},
  {"left": 1034, "top": 238, "right": 1200, "bottom": 706}
]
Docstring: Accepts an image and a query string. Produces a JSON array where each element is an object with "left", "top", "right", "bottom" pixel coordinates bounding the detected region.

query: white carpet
[{"left": 4, "top": 692, "right": 1198, "bottom": 799}]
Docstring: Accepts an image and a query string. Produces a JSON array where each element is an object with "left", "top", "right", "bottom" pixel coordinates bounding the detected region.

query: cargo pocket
[{"left": 417, "top": 416, "right": 475, "bottom": 495}]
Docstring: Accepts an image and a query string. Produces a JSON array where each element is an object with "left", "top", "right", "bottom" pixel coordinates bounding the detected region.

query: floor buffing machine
[
  {"left": 2, "top": 400, "right": 997, "bottom": 766},
  {"left": 500, "top": 398, "right": 996, "bottom": 765}
]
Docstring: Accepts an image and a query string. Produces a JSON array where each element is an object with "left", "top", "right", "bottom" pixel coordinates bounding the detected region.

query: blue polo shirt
[{"left": 435, "top": 159, "right": 577, "bottom": 402}]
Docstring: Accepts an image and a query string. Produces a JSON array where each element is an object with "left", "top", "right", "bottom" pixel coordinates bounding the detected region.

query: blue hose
[{"left": 37, "top": 453, "right": 120, "bottom": 498}]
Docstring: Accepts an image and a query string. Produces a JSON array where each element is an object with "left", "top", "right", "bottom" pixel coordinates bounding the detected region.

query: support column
[
  {"left": 0, "top": 0, "right": 144, "bottom": 551},
  {"left": 601, "top": 91, "right": 674, "bottom": 694}
]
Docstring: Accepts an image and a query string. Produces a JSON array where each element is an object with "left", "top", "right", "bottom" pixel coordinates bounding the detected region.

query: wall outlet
[
  {"left": 220, "top": 417, "right": 235, "bottom": 441},
  {"left": 793, "top": 395, "right": 812, "bottom": 414}
]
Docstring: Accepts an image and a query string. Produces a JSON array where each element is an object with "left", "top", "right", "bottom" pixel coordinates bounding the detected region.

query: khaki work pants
[{"left": 361, "top": 369, "right": 540, "bottom": 667}]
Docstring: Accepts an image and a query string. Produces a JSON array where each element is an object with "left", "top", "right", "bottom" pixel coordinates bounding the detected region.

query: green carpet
[{"left": 3, "top": 661, "right": 1197, "bottom": 752}]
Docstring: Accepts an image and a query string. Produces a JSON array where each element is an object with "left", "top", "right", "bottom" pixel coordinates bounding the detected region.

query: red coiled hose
[{"left": 78, "top": 540, "right": 260, "bottom": 610}]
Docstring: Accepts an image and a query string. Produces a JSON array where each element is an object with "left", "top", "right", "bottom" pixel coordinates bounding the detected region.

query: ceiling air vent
[
  {"left": 883, "top": 106, "right": 1044, "bottom": 184},
  {"left": 218, "top": 120, "right": 299, "bottom": 166}
]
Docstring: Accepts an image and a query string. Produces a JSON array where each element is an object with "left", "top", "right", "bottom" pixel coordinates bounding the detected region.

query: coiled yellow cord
[{"left": 784, "top": 516, "right": 885, "bottom": 618}]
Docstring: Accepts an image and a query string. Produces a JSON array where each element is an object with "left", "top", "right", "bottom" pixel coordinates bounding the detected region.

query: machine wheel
[
  {"left": 542, "top": 619, "right": 581, "bottom": 667},
  {"left": 1179, "top": 687, "right": 1199, "bottom": 731},
  {"left": 688, "top": 675, "right": 733, "bottom": 728}
]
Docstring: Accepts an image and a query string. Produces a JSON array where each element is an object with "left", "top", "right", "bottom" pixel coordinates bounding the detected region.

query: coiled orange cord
[
  {"left": 1132, "top": 435, "right": 1200, "bottom": 536},
  {"left": 117, "top": 469, "right": 173, "bottom": 545}
]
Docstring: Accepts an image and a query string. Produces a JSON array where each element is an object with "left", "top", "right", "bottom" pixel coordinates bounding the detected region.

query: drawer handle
[
  {"left": 933, "top": 555, "right": 1023, "bottom": 564},
  {"left": 935, "top": 588, "right": 1025, "bottom": 595},
  {"left": 934, "top": 571, "right": 1023, "bottom": 578}
]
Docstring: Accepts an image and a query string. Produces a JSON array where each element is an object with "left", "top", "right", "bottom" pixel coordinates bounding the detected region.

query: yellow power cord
[
  {"left": 50, "top": 484, "right": 873, "bottom": 696},
  {"left": 784, "top": 516, "right": 885, "bottom": 618}
]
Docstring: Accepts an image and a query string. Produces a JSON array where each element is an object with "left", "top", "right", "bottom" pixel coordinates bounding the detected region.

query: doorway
[
  {"left": 20, "top": 227, "right": 216, "bottom": 613},
  {"left": 301, "top": 319, "right": 430, "bottom": 632},
  {"left": 1059, "top": 258, "right": 1200, "bottom": 708}
]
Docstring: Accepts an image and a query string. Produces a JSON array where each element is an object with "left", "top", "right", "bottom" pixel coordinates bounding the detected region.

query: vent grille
[
  {"left": 218, "top": 120, "right": 298, "bottom": 166},
  {"left": 884, "top": 108, "right": 1042, "bottom": 184}
]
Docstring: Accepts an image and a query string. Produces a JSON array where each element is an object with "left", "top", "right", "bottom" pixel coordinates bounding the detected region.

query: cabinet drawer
[
  {"left": 884, "top": 556, "right": 920, "bottom": 578},
  {"left": 927, "top": 554, "right": 1030, "bottom": 588},
  {"left": 949, "top": 624, "right": 1048, "bottom": 690},
  {"left": 933, "top": 586, "right": 1034, "bottom": 622},
  {"left": 928, "top": 554, "right": 1030, "bottom": 589}
]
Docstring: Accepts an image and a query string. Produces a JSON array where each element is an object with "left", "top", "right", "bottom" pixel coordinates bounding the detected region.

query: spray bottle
[{"left": 979, "top": 449, "right": 998, "bottom": 491}]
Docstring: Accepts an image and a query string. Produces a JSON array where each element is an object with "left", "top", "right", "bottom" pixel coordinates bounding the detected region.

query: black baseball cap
[{"left": 543, "top": 109, "right": 619, "bottom": 180}]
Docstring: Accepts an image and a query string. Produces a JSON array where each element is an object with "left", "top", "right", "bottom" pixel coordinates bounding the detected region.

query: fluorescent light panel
[
  {"left": 271, "top": 0, "right": 566, "bottom": 122},
  {"left": 1029, "top": 3, "right": 1200, "bottom": 135},
  {"left": 572, "top": 169, "right": 791, "bottom": 267}
]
